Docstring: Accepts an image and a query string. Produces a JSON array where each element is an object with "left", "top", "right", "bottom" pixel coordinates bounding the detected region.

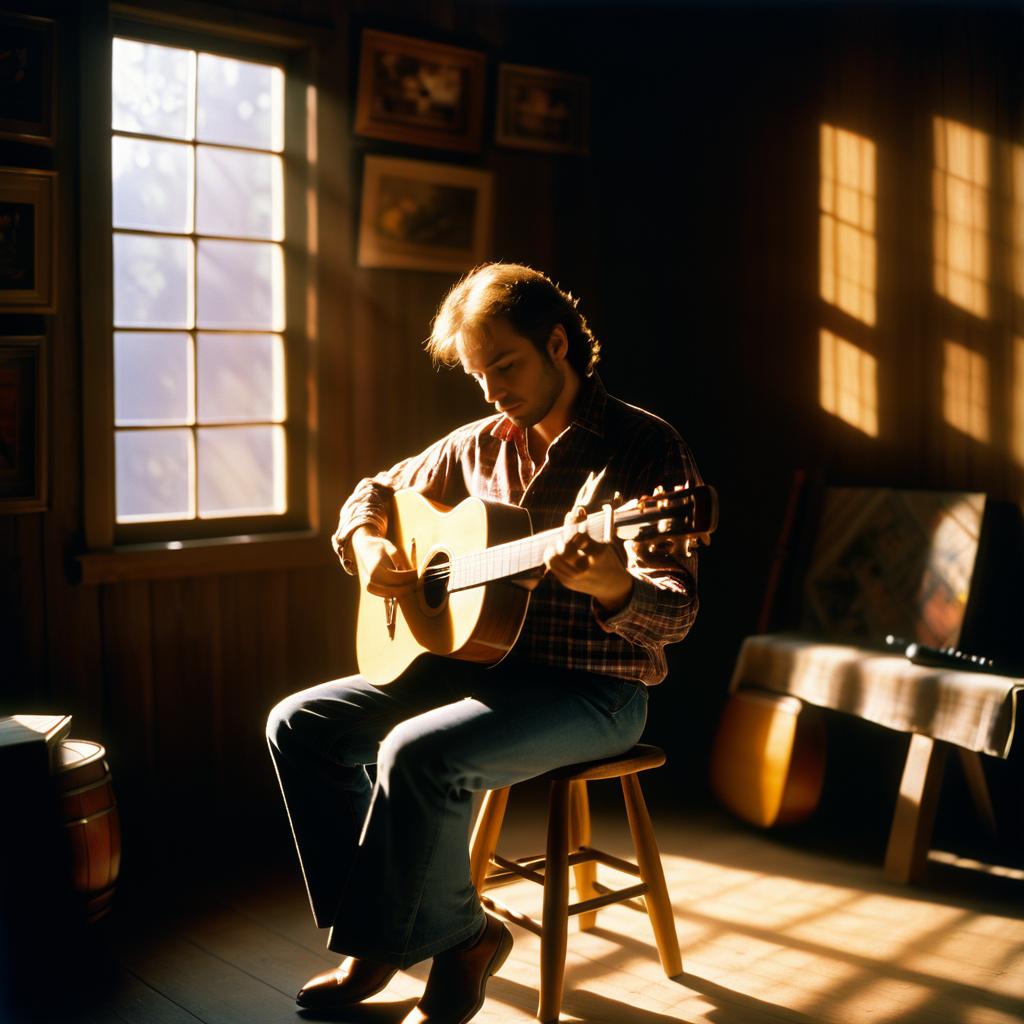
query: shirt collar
[{"left": 490, "top": 372, "right": 608, "bottom": 442}]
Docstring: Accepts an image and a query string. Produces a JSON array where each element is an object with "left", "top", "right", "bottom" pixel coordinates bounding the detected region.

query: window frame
[{"left": 80, "top": 4, "right": 328, "bottom": 578}]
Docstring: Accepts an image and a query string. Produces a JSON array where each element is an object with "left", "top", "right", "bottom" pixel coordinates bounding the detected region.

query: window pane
[
  {"left": 197, "top": 333, "right": 284, "bottom": 423},
  {"left": 112, "top": 38, "right": 195, "bottom": 140},
  {"left": 115, "top": 332, "right": 193, "bottom": 426},
  {"left": 196, "top": 147, "right": 282, "bottom": 240},
  {"left": 112, "top": 137, "right": 193, "bottom": 233},
  {"left": 197, "top": 53, "right": 284, "bottom": 151},
  {"left": 197, "top": 240, "right": 284, "bottom": 330},
  {"left": 114, "top": 234, "right": 194, "bottom": 328},
  {"left": 198, "top": 425, "right": 285, "bottom": 517},
  {"left": 116, "top": 428, "right": 194, "bottom": 522}
]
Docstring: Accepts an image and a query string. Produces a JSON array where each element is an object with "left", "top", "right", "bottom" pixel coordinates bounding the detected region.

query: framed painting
[
  {"left": 354, "top": 29, "right": 486, "bottom": 152},
  {"left": 0, "top": 13, "right": 56, "bottom": 145},
  {"left": 0, "top": 337, "right": 47, "bottom": 513},
  {"left": 0, "top": 168, "right": 57, "bottom": 313},
  {"left": 495, "top": 63, "right": 589, "bottom": 155},
  {"left": 357, "top": 155, "right": 492, "bottom": 273}
]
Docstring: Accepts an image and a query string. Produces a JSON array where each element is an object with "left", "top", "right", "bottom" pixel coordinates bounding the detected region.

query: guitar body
[
  {"left": 709, "top": 688, "right": 826, "bottom": 828},
  {"left": 356, "top": 490, "right": 534, "bottom": 684}
]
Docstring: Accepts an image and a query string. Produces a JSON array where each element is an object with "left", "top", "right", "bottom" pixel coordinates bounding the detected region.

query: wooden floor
[{"left": 25, "top": 798, "right": 1024, "bottom": 1024}]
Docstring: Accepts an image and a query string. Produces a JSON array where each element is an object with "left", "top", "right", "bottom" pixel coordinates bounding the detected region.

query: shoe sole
[{"left": 457, "top": 923, "right": 514, "bottom": 1024}]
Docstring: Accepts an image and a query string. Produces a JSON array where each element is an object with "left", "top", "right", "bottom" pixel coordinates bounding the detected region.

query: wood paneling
[{"left": 1, "top": 0, "right": 1021, "bottom": 880}]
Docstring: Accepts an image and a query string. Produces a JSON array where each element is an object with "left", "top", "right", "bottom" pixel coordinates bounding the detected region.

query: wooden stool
[{"left": 469, "top": 744, "right": 681, "bottom": 1023}]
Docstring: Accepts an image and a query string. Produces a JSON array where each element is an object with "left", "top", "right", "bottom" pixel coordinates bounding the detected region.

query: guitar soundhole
[{"left": 421, "top": 551, "right": 450, "bottom": 611}]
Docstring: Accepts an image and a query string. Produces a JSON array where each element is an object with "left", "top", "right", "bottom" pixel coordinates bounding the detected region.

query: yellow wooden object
[{"left": 710, "top": 688, "right": 826, "bottom": 827}]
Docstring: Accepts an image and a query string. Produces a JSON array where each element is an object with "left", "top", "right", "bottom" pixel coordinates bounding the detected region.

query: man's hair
[{"left": 426, "top": 263, "right": 601, "bottom": 377}]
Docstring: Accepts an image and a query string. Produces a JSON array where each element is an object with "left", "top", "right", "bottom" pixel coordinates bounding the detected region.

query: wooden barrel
[{"left": 54, "top": 739, "right": 121, "bottom": 923}]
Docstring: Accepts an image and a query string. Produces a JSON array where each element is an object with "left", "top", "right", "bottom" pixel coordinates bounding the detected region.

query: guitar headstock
[{"left": 615, "top": 483, "right": 719, "bottom": 557}]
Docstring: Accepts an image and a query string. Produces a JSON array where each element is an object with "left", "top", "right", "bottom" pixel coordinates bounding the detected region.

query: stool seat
[
  {"left": 547, "top": 743, "right": 667, "bottom": 780},
  {"left": 470, "top": 743, "right": 681, "bottom": 1022}
]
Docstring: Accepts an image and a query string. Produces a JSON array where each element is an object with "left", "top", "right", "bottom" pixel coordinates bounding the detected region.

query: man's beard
[{"left": 506, "top": 358, "right": 563, "bottom": 428}]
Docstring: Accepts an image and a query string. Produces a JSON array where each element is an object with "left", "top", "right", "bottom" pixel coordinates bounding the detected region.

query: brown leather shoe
[
  {"left": 296, "top": 956, "right": 398, "bottom": 1009},
  {"left": 401, "top": 915, "right": 513, "bottom": 1024}
]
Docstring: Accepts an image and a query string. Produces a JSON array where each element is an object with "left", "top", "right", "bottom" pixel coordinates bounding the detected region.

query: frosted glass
[
  {"left": 196, "top": 147, "right": 282, "bottom": 240},
  {"left": 197, "top": 333, "right": 284, "bottom": 423},
  {"left": 198, "top": 425, "right": 285, "bottom": 517},
  {"left": 196, "top": 240, "right": 283, "bottom": 330},
  {"left": 114, "top": 234, "right": 194, "bottom": 328},
  {"left": 115, "top": 332, "right": 193, "bottom": 426},
  {"left": 116, "top": 428, "right": 194, "bottom": 522},
  {"left": 112, "top": 38, "right": 195, "bottom": 140},
  {"left": 197, "top": 53, "right": 284, "bottom": 151},
  {"left": 112, "top": 137, "right": 193, "bottom": 233}
]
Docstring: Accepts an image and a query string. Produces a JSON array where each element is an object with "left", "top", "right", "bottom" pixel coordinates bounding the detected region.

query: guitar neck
[{"left": 447, "top": 517, "right": 603, "bottom": 592}]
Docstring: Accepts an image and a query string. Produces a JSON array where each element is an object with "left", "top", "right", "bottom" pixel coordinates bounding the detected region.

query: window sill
[{"left": 77, "top": 530, "right": 336, "bottom": 584}]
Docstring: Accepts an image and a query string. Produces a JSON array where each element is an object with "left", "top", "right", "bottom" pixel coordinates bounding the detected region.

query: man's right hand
[{"left": 351, "top": 526, "right": 418, "bottom": 598}]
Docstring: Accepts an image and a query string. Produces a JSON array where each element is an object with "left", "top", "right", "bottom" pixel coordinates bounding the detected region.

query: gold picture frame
[
  {"left": 354, "top": 29, "right": 486, "bottom": 153},
  {"left": 0, "top": 168, "right": 57, "bottom": 313},
  {"left": 495, "top": 63, "right": 589, "bottom": 155},
  {"left": 358, "top": 155, "right": 493, "bottom": 273},
  {"left": 0, "top": 336, "right": 47, "bottom": 513}
]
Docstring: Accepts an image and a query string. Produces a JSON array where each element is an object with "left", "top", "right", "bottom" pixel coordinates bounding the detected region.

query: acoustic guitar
[{"left": 355, "top": 484, "right": 718, "bottom": 683}]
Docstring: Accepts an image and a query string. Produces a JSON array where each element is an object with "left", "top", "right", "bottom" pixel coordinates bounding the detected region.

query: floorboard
[{"left": 14, "top": 803, "right": 1024, "bottom": 1024}]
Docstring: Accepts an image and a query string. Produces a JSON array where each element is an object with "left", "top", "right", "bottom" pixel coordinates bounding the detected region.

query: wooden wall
[{"left": 2, "top": 0, "right": 1022, "bottom": 877}]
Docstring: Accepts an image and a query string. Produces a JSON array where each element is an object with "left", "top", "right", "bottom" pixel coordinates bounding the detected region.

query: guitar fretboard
[{"left": 446, "top": 509, "right": 627, "bottom": 592}]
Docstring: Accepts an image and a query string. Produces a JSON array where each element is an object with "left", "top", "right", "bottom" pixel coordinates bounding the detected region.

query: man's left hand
[{"left": 543, "top": 506, "right": 634, "bottom": 614}]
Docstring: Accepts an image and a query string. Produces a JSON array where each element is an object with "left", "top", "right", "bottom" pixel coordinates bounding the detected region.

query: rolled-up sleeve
[{"left": 592, "top": 435, "right": 702, "bottom": 648}]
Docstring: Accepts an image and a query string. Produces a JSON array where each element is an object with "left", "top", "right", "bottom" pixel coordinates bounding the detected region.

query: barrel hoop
[
  {"left": 63, "top": 803, "right": 118, "bottom": 827},
  {"left": 60, "top": 772, "right": 113, "bottom": 798}
]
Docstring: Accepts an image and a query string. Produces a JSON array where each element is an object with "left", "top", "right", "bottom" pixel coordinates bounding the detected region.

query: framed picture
[
  {"left": 354, "top": 29, "right": 486, "bottom": 152},
  {"left": 0, "top": 337, "right": 47, "bottom": 513},
  {"left": 495, "top": 63, "right": 589, "bottom": 155},
  {"left": 0, "top": 14, "right": 56, "bottom": 145},
  {"left": 0, "top": 168, "right": 57, "bottom": 314},
  {"left": 358, "top": 155, "right": 493, "bottom": 273}
]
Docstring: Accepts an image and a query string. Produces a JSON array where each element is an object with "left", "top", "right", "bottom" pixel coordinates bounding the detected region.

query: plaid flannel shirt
[{"left": 334, "top": 373, "right": 701, "bottom": 685}]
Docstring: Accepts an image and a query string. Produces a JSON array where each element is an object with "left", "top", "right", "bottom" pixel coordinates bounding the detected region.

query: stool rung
[
  {"left": 491, "top": 853, "right": 546, "bottom": 886},
  {"left": 569, "top": 881, "right": 649, "bottom": 917},
  {"left": 593, "top": 880, "right": 648, "bottom": 913},
  {"left": 579, "top": 845, "right": 642, "bottom": 877},
  {"left": 480, "top": 893, "right": 544, "bottom": 937}
]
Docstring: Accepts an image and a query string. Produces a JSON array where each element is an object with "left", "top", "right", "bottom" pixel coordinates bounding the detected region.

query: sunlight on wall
[
  {"left": 820, "top": 329, "right": 879, "bottom": 436},
  {"left": 820, "top": 125, "right": 877, "bottom": 325},
  {"left": 933, "top": 117, "right": 990, "bottom": 318},
  {"left": 943, "top": 340, "right": 989, "bottom": 442}
]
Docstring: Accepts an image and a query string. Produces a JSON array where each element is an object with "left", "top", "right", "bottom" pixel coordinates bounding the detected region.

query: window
[{"left": 81, "top": 17, "right": 317, "bottom": 561}]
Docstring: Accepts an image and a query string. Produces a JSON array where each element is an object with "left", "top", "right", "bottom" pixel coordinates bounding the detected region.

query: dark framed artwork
[
  {"left": 357, "top": 155, "right": 492, "bottom": 273},
  {"left": 354, "top": 29, "right": 486, "bottom": 152},
  {"left": 0, "top": 13, "right": 56, "bottom": 145},
  {"left": 0, "top": 167, "right": 56, "bottom": 314},
  {"left": 0, "top": 337, "right": 47, "bottom": 513},
  {"left": 495, "top": 63, "right": 589, "bottom": 155}
]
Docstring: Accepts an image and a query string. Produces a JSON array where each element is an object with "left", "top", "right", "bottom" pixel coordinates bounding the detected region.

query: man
[{"left": 267, "top": 263, "right": 701, "bottom": 1024}]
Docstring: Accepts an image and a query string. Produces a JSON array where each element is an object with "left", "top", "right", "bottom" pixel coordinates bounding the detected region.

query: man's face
[{"left": 457, "top": 318, "right": 564, "bottom": 430}]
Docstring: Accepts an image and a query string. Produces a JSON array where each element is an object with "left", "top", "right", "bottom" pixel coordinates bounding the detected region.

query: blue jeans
[{"left": 266, "top": 654, "right": 648, "bottom": 967}]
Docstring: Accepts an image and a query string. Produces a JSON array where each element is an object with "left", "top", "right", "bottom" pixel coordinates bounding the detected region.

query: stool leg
[
  {"left": 539, "top": 779, "right": 571, "bottom": 1023},
  {"left": 569, "top": 780, "right": 598, "bottom": 931},
  {"left": 621, "top": 774, "right": 682, "bottom": 977},
  {"left": 470, "top": 787, "right": 511, "bottom": 893}
]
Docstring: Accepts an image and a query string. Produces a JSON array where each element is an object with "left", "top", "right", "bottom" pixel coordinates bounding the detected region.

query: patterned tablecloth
[{"left": 730, "top": 633, "right": 1022, "bottom": 758}]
